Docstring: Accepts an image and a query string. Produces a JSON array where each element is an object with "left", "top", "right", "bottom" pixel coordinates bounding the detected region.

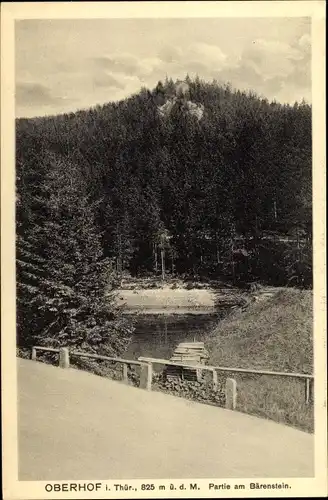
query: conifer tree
[
  {"left": 16, "top": 76, "right": 312, "bottom": 286},
  {"left": 17, "top": 154, "right": 132, "bottom": 355}
]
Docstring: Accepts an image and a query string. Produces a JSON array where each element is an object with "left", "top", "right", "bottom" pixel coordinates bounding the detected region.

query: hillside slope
[
  {"left": 18, "top": 358, "right": 313, "bottom": 480},
  {"left": 16, "top": 77, "right": 312, "bottom": 283},
  {"left": 207, "top": 288, "right": 312, "bottom": 371},
  {"left": 206, "top": 288, "right": 313, "bottom": 431}
]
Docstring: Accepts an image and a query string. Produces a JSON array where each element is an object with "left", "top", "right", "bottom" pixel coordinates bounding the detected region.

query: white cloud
[
  {"left": 15, "top": 22, "right": 311, "bottom": 117},
  {"left": 92, "top": 53, "right": 162, "bottom": 79},
  {"left": 93, "top": 42, "right": 228, "bottom": 88},
  {"left": 241, "top": 38, "right": 304, "bottom": 81},
  {"left": 156, "top": 42, "right": 228, "bottom": 79},
  {"left": 185, "top": 42, "right": 227, "bottom": 71},
  {"left": 16, "top": 81, "right": 67, "bottom": 106},
  {"left": 158, "top": 45, "right": 183, "bottom": 64},
  {"left": 93, "top": 72, "right": 126, "bottom": 89},
  {"left": 210, "top": 35, "right": 311, "bottom": 103}
]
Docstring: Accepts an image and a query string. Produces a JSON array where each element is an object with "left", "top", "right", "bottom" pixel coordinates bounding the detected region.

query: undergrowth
[{"left": 152, "top": 373, "right": 225, "bottom": 407}]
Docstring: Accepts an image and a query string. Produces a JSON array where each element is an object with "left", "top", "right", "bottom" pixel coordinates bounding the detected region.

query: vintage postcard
[{"left": 1, "top": 1, "right": 327, "bottom": 499}]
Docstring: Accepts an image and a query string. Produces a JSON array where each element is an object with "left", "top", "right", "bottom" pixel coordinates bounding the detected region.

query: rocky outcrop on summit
[{"left": 157, "top": 80, "right": 205, "bottom": 121}]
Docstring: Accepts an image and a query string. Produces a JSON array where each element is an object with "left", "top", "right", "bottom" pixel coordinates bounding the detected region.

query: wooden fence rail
[
  {"left": 138, "top": 356, "right": 314, "bottom": 379},
  {"left": 138, "top": 356, "right": 314, "bottom": 406},
  {"left": 31, "top": 346, "right": 149, "bottom": 388},
  {"left": 31, "top": 347, "right": 314, "bottom": 410}
]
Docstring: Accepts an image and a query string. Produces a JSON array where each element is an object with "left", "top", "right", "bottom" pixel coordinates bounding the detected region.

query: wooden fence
[
  {"left": 31, "top": 346, "right": 149, "bottom": 388},
  {"left": 31, "top": 346, "right": 314, "bottom": 411},
  {"left": 138, "top": 356, "right": 314, "bottom": 406}
]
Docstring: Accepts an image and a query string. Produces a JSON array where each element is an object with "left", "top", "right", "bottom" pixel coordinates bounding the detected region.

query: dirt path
[{"left": 18, "top": 358, "right": 314, "bottom": 480}]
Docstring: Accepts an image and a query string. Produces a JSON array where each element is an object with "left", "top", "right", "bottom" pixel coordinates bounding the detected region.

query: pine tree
[{"left": 17, "top": 154, "right": 132, "bottom": 355}]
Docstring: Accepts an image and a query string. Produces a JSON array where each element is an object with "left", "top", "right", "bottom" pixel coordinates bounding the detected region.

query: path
[{"left": 18, "top": 358, "right": 314, "bottom": 480}]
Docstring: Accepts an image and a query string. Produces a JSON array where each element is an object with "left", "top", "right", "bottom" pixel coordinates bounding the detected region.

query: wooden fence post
[
  {"left": 140, "top": 363, "right": 153, "bottom": 391},
  {"left": 225, "top": 378, "right": 237, "bottom": 410},
  {"left": 59, "top": 347, "right": 70, "bottom": 369},
  {"left": 196, "top": 368, "right": 203, "bottom": 382},
  {"left": 212, "top": 369, "right": 218, "bottom": 391},
  {"left": 31, "top": 347, "right": 37, "bottom": 361},
  {"left": 122, "top": 363, "right": 128, "bottom": 384},
  {"left": 305, "top": 378, "right": 313, "bottom": 404}
]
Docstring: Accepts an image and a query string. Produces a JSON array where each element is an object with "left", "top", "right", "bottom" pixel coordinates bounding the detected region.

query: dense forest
[{"left": 16, "top": 76, "right": 312, "bottom": 351}]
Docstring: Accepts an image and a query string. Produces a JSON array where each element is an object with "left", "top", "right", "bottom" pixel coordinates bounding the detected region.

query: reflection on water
[{"left": 124, "top": 309, "right": 229, "bottom": 361}]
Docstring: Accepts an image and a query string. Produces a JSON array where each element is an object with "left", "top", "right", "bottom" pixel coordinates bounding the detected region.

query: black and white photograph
[{"left": 1, "top": 1, "right": 327, "bottom": 499}]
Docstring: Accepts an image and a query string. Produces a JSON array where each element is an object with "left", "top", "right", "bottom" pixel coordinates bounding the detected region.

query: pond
[{"left": 123, "top": 309, "right": 230, "bottom": 361}]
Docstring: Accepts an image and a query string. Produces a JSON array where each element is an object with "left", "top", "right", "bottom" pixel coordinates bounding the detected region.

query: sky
[{"left": 15, "top": 17, "right": 311, "bottom": 118}]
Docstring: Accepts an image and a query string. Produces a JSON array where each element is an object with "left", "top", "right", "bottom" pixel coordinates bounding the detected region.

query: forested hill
[{"left": 16, "top": 76, "right": 312, "bottom": 287}]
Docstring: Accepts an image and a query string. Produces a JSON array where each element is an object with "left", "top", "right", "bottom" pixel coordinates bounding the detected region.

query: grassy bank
[{"left": 205, "top": 288, "right": 313, "bottom": 432}]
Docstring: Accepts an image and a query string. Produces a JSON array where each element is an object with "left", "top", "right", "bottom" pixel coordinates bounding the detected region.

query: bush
[
  {"left": 152, "top": 373, "right": 225, "bottom": 407},
  {"left": 16, "top": 347, "right": 31, "bottom": 360}
]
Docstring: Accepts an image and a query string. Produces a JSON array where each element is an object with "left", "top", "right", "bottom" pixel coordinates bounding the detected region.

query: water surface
[{"left": 124, "top": 309, "right": 229, "bottom": 361}]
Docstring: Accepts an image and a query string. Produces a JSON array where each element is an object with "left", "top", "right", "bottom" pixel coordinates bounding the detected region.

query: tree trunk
[
  {"left": 117, "top": 226, "right": 123, "bottom": 275},
  {"left": 164, "top": 316, "right": 168, "bottom": 344},
  {"left": 231, "top": 237, "right": 235, "bottom": 283},
  {"left": 273, "top": 200, "right": 277, "bottom": 222},
  {"left": 154, "top": 243, "right": 158, "bottom": 273},
  {"left": 161, "top": 249, "right": 165, "bottom": 281}
]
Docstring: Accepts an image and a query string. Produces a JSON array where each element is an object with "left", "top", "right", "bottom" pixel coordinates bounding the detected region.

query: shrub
[{"left": 152, "top": 373, "right": 225, "bottom": 407}]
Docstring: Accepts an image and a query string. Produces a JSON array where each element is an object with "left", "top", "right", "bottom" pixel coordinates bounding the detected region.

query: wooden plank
[
  {"left": 177, "top": 344, "right": 204, "bottom": 349},
  {"left": 172, "top": 350, "right": 205, "bottom": 355},
  {"left": 34, "top": 346, "right": 60, "bottom": 353},
  {"left": 138, "top": 356, "right": 314, "bottom": 380},
  {"left": 171, "top": 355, "right": 200, "bottom": 358},
  {"left": 178, "top": 342, "right": 204, "bottom": 346},
  {"left": 173, "top": 352, "right": 204, "bottom": 357},
  {"left": 174, "top": 359, "right": 204, "bottom": 363},
  {"left": 173, "top": 352, "right": 198, "bottom": 356},
  {"left": 174, "top": 347, "right": 203, "bottom": 352},
  {"left": 171, "top": 353, "right": 201, "bottom": 358},
  {"left": 183, "top": 372, "right": 198, "bottom": 382},
  {"left": 175, "top": 345, "right": 204, "bottom": 350},
  {"left": 171, "top": 358, "right": 200, "bottom": 362},
  {"left": 172, "top": 355, "right": 195, "bottom": 357},
  {"left": 71, "top": 351, "right": 145, "bottom": 366},
  {"left": 171, "top": 361, "right": 201, "bottom": 366},
  {"left": 177, "top": 355, "right": 203, "bottom": 358}
]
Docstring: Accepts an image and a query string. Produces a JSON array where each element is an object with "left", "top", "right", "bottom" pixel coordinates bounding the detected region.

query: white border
[{"left": 1, "top": 2, "right": 326, "bottom": 499}]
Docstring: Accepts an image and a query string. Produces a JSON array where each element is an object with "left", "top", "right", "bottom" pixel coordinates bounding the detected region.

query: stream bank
[{"left": 116, "top": 278, "right": 247, "bottom": 314}]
